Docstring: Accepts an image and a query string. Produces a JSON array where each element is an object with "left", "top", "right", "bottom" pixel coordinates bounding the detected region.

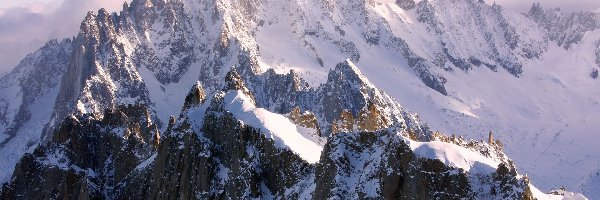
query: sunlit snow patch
[
  {"left": 408, "top": 139, "right": 500, "bottom": 174},
  {"left": 223, "top": 90, "right": 323, "bottom": 164}
]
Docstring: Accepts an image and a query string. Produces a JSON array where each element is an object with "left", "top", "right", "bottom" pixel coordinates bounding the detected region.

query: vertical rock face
[
  {"left": 47, "top": 0, "right": 231, "bottom": 135},
  {"left": 50, "top": 8, "right": 155, "bottom": 136},
  {"left": 330, "top": 102, "right": 388, "bottom": 134},
  {"left": 245, "top": 68, "right": 307, "bottom": 114}
]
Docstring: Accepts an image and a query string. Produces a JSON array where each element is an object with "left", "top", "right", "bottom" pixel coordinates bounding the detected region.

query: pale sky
[
  {"left": 0, "top": 0, "right": 599, "bottom": 75},
  {"left": 0, "top": 0, "right": 54, "bottom": 9},
  {"left": 0, "top": 0, "right": 128, "bottom": 75}
]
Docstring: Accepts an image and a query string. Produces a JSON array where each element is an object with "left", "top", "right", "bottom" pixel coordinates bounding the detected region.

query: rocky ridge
[{"left": 2, "top": 63, "right": 540, "bottom": 199}]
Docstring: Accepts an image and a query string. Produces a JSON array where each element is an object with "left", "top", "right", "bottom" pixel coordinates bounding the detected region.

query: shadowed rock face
[
  {"left": 0, "top": 127, "right": 533, "bottom": 199},
  {"left": 1, "top": 104, "right": 158, "bottom": 199},
  {"left": 124, "top": 99, "right": 314, "bottom": 199}
]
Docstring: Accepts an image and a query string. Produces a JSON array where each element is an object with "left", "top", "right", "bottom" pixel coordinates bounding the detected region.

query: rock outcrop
[{"left": 289, "top": 106, "right": 322, "bottom": 136}]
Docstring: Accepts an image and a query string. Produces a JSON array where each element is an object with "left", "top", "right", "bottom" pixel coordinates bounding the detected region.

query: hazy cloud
[{"left": 0, "top": 0, "right": 129, "bottom": 75}]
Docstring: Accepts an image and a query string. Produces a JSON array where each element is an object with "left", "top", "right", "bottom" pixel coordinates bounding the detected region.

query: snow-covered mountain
[{"left": 0, "top": 0, "right": 598, "bottom": 199}]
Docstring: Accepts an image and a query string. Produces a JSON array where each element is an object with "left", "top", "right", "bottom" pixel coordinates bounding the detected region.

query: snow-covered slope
[{"left": 0, "top": 0, "right": 598, "bottom": 198}]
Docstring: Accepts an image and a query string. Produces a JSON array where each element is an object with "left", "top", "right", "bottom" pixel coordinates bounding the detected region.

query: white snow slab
[
  {"left": 223, "top": 90, "right": 323, "bottom": 164},
  {"left": 408, "top": 140, "right": 500, "bottom": 174},
  {"left": 531, "top": 186, "right": 589, "bottom": 200}
]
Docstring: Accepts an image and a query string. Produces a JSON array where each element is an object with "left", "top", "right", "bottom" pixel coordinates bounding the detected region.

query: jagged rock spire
[
  {"left": 488, "top": 130, "right": 494, "bottom": 145},
  {"left": 224, "top": 68, "right": 245, "bottom": 91},
  {"left": 224, "top": 67, "right": 256, "bottom": 102},
  {"left": 182, "top": 81, "right": 206, "bottom": 111}
]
